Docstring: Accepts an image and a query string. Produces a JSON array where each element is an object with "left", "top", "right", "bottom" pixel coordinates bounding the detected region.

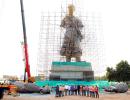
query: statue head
[{"left": 68, "top": 4, "right": 75, "bottom": 16}]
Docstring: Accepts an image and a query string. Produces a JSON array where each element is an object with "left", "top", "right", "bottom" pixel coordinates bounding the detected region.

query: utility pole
[{"left": 20, "top": 0, "right": 31, "bottom": 82}]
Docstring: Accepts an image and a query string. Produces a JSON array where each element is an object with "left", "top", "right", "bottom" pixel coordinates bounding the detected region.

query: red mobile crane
[
  {"left": 0, "top": 1, "right": 32, "bottom": 99},
  {"left": 20, "top": 0, "right": 31, "bottom": 81}
]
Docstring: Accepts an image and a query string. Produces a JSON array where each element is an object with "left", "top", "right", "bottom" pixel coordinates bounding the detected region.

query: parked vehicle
[
  {"left": 12, "top": 81, "right": 50, "bottom": 94},
  {"left": 104, "top": 82, "right": 128, "bottom": 93}
]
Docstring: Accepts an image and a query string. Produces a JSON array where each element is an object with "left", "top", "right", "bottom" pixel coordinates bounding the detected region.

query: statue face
[{"left": 68, "top": 4, "right": 75, "bottom": 16}]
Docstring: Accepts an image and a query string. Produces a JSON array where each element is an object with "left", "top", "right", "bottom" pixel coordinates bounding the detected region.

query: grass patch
[{"left": 128, "top": 84, "right": 130, "bottom": 88}]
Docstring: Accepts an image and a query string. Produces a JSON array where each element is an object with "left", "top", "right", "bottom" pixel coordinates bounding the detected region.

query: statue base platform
[{"left": 49, "top": 61, "right": 94, "bottom": 81}]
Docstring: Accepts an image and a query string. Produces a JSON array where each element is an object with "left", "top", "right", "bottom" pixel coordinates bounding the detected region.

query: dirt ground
[{"left": 3, "top": 91, "right": 130, "bottom": 100}]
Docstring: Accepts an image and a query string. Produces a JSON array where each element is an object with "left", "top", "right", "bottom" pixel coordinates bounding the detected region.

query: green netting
[
  {"left": 35, "top": 80, "right": 110, "bottom": 92},
  {"left": 52, "top": 62, "right": 91, "bottom": 67}
]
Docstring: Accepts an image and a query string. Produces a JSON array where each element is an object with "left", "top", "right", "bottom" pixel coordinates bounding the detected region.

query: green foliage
[
  {"left": 101, "top": 75, "right": 107, "bottom": 80},
  {"left": 106, "top": 67, "right": 116, "bottom": 81},
  {"left": 128, "top": 84, "right": 130, "bottom": 88},
  {"left": 106, "top": 60, "right": 130, "bottom": 82},
  {"left": 94, "top": 75, "right": 107, "bottom": 80}
]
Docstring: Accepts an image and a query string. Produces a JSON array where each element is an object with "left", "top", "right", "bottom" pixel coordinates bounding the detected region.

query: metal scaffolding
[{"left": 37, "top": 0, "right": 105, "bottom": 78}]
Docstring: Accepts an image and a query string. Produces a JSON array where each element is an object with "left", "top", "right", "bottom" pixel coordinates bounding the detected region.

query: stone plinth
[{"left": 49, "top": 61, "right": 94, "bottom": 81}]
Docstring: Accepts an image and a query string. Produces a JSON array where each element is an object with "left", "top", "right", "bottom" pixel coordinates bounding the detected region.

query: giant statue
[{"left": 60, "top": 4, "right": 83, "bottom": 62}]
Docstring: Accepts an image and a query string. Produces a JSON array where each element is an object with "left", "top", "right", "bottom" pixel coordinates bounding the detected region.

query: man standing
[
  {"left": 55, "top": 85, "right": 59, "bottom": 97},
  {"left": 95, "top": 85, "right": 99, "bottom": 98}
]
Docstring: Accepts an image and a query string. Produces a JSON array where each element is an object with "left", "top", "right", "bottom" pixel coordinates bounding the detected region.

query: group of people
[{"left": 55, "top": 85, "right": 99, "bottom": 98}]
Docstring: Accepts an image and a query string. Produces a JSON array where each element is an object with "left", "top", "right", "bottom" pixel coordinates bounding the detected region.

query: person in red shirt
[
  {"left": 95, "top": 85, "right": 99, "bottom": 98},
  {"left": 89, "top": 86, "right": 92, "bottom": 97}
]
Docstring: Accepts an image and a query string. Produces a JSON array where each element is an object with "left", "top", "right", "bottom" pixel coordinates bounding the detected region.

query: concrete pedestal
[{"left": 49, "top": 61, "right": 94, "bottom": 81}]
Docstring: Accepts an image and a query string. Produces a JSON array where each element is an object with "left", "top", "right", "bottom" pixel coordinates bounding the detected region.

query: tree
[
  {"left": 106, "top": 60, "right": 130, "bottom": 82},
  {"left": 106, "top": 67, "right": 116, "bottom": 81},
  {"left": 94, "top": 75, "right": 107, "bottom": 80},
  {"left": 116, "top": 60, "right": 130, "bottom": 82}
]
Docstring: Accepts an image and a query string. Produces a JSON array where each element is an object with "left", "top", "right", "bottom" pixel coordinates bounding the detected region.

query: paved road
[{"left": 3, "top": 91, "right": 130, "bottom": 100}]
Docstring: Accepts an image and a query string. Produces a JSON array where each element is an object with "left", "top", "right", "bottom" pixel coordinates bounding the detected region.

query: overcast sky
[{"left": 0, "top": 0, "right": 130, "bottom": 78}]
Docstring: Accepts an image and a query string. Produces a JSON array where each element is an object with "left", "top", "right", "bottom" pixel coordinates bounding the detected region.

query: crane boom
[{"left": 20, "top": 0, "right": 31, "bottom": 81}]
